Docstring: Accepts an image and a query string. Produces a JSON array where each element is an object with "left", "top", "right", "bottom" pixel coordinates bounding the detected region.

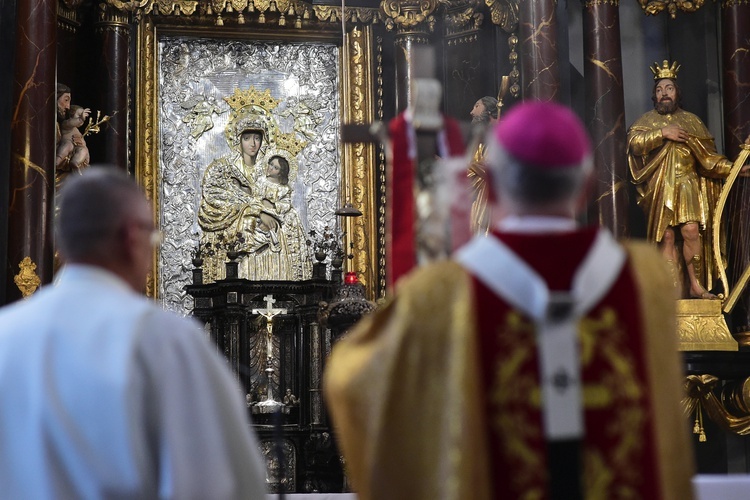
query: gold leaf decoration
[
  {"left": 638, "top": 0, "right": 705, "bottom": 19},
  {"left": 14, "top": 257, "right": 41, "bottom": 298}
]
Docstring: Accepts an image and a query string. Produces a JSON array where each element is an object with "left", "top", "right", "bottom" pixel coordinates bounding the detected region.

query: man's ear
[{"left": 118, "top": 221, "right": 139, "bottom": 263}]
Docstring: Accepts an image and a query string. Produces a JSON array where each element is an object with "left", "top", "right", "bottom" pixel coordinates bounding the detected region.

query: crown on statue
[
  {"left": 224, "top": 87, "right": 281, "bottom": 113},
  {"left": 650, "top": 60, "right": 680, "bottom": 81},
  {"left": 274, "top": 130, "right": 308, "bottom": 158}
]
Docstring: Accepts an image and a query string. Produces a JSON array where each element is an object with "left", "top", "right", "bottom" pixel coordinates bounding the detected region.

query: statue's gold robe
[{"left": 467, "top": 143, "right": 491, "bottom": 234}]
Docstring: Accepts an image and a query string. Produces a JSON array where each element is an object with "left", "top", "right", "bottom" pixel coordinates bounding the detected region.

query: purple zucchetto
[{"left": 492, "top": 101, "right": 591, "bottom": 169}]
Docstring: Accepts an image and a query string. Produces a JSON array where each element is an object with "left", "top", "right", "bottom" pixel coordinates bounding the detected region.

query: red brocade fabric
[{"left": 474, "top": 228, "right": 660, "bottom": 499}]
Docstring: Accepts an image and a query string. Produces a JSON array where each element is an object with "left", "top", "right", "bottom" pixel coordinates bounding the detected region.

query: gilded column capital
[
  {"left": 380, "top": 0, "right": 441, "bottom": 32},
  {"left": 59, "top": 0, "right": 84, "bottom": 31},
  {"left": 97, "top": 2, "right": 131, "bottom": 28},
  {"left": 638, "top": 0, "right": 704, "bottom": 18},
  {"left": 485, "top": 0, "right": 518, "bottom": 32}
]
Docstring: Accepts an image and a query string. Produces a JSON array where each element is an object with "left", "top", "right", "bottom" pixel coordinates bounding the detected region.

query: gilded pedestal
[{"left": 677, "top": 299, "right": 737, "bottom": 351}]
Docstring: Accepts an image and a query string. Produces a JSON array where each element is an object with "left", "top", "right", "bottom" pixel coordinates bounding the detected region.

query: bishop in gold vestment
[{"left": 325, "top": 102, "right": 694, "bottom": 500}]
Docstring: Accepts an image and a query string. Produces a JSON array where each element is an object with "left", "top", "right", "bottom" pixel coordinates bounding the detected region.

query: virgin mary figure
[{"left": 198, "top": 103, "right": 311, "bottom": 282}]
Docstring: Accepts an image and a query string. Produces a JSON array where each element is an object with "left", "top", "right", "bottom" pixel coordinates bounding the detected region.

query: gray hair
[
  {"left": 56, "top": 167, "right": 146, "bottom": 260},
  {"left": 479, "top": 96, "right": 499, "bottom": 120},
  {"left": 486, "top": 141, "right": 590, "bottom": 206}
]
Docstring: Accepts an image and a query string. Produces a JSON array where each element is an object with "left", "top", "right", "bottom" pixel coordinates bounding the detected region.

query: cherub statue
[
  {"left": 56, "top": 83, "right": 90, "bottom": 174},
  {"left": 56, "top": 104, "right": 90, "bottom": 172}
]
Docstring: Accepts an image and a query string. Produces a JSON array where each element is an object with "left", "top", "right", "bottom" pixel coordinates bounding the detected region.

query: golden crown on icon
[
  {"left": 650, "top": 60, "right": 680, "bottom": 81},
  {"left": 274, "top": 131, "right": 308, "bottom": 158},
  {"left": 225, "top": 86, "right": 281, "bottom": 113}
]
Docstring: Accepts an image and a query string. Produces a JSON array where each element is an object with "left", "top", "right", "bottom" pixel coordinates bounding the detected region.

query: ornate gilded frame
[{"left": 135, "top": 14, "right": 380, "bottom": 310}]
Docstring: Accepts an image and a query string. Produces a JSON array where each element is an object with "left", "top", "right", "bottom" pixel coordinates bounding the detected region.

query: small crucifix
[
  {"left": 252, "top": 294, "right": 288, "bottom": 359},
  {"left": 252, "top": 294, "right": 287, "bottom": 405}
]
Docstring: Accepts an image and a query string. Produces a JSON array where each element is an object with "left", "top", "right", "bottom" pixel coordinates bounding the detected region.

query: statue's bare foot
[{"left": 690, "top": 284, "right": 717, "bottom": 300}]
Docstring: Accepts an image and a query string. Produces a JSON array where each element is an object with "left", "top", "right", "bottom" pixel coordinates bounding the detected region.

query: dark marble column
[
  {"left": 720, "top": 3, "right": 750, "bottom": 344},
  {"left": 94, "top": 4, "right": 131, "bottom": 170},
  {"left": 381, "top": 0, "right": 441, "bottom": 112},
  {"left": 6, "top": 0, "right": 56, "bottom": 301},
  {"left": 722, "top": 3, "right": 750, "bottom": 158},
  {"left": 0, "top": 0, "right": 19, "bottom": 306},
  {"left": 582, "top": 1, "right": 629, "bottom": 237},
  {"left": 518, "top": 0, "right": 559, "bottom": 101}
]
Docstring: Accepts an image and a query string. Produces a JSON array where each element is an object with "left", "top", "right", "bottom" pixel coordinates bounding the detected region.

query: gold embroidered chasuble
[{"left": 324, "top": 239, "right": 693, "bottom": 500}]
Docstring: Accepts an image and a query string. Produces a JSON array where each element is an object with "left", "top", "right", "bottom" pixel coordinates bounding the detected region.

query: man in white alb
[{"left": 0, "top": 168, "right": 267, "bottom": 498}]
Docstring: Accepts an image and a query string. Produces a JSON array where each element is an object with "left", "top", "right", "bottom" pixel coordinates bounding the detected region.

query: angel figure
[{"left": 181, "top": 94, "right": 222, "bottom": 139}]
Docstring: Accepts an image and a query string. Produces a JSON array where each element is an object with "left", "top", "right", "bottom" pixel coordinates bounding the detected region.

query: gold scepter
[
  {"left": 83, "top": 110, "right": 115, "bottom": 137},
  {"left": 496, "top": 75, "right": 511, "bottom": 120}
]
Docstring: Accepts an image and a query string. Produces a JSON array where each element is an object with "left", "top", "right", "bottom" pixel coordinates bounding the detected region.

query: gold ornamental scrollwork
[
  {"left": 444, "top": 7, "right": 483, "bottom": 36},
  {"left": 107, "top": 0, "right": 382, "bottom": 25},
  {"left": 136, "top": 18, "right": 158, "bottom": 297},
  {"left": 638, "top": 0, "right": 705, "bottom": 18},
  {"left": 676, "top": 299, "right": 737, "bottom": 351},
  {"left": 381, "top": 0, "right": 441, "bottom": 32},
  {"left": 314, "top": 5, "right": 382, "bottom": 23},
  {"left": 14, "top": 257, "right": 42, "bottom": 298},
  {"left": 485, "top": 0, "right": 518, "bottom": 32},
  {"left": 105, "top": 0, "right": 198, "bottom": 16},
  {"left": 683, "top": 374, "right": 750, "bottom": 440}
]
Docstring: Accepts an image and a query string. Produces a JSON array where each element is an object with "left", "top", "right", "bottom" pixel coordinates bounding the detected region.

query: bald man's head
[{"left": 57, "top": 168, "right": 155, "bottom": 291}]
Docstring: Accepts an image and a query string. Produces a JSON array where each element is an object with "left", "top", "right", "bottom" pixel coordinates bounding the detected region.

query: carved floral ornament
[
  {"left": 104, "top": 0, "right": 198, "bottom": 16},
  {"left": 380, "top": 0, "right": 441, "bottom": 31},
  {"left": 638, "top": 0, "right": 705, "bottom": 19},
  {"left": 484, "top": 0, "right": 517, "bottom": 33},
  {"left": 444, "top": 4, "right": 484, "bottom": 35}
]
